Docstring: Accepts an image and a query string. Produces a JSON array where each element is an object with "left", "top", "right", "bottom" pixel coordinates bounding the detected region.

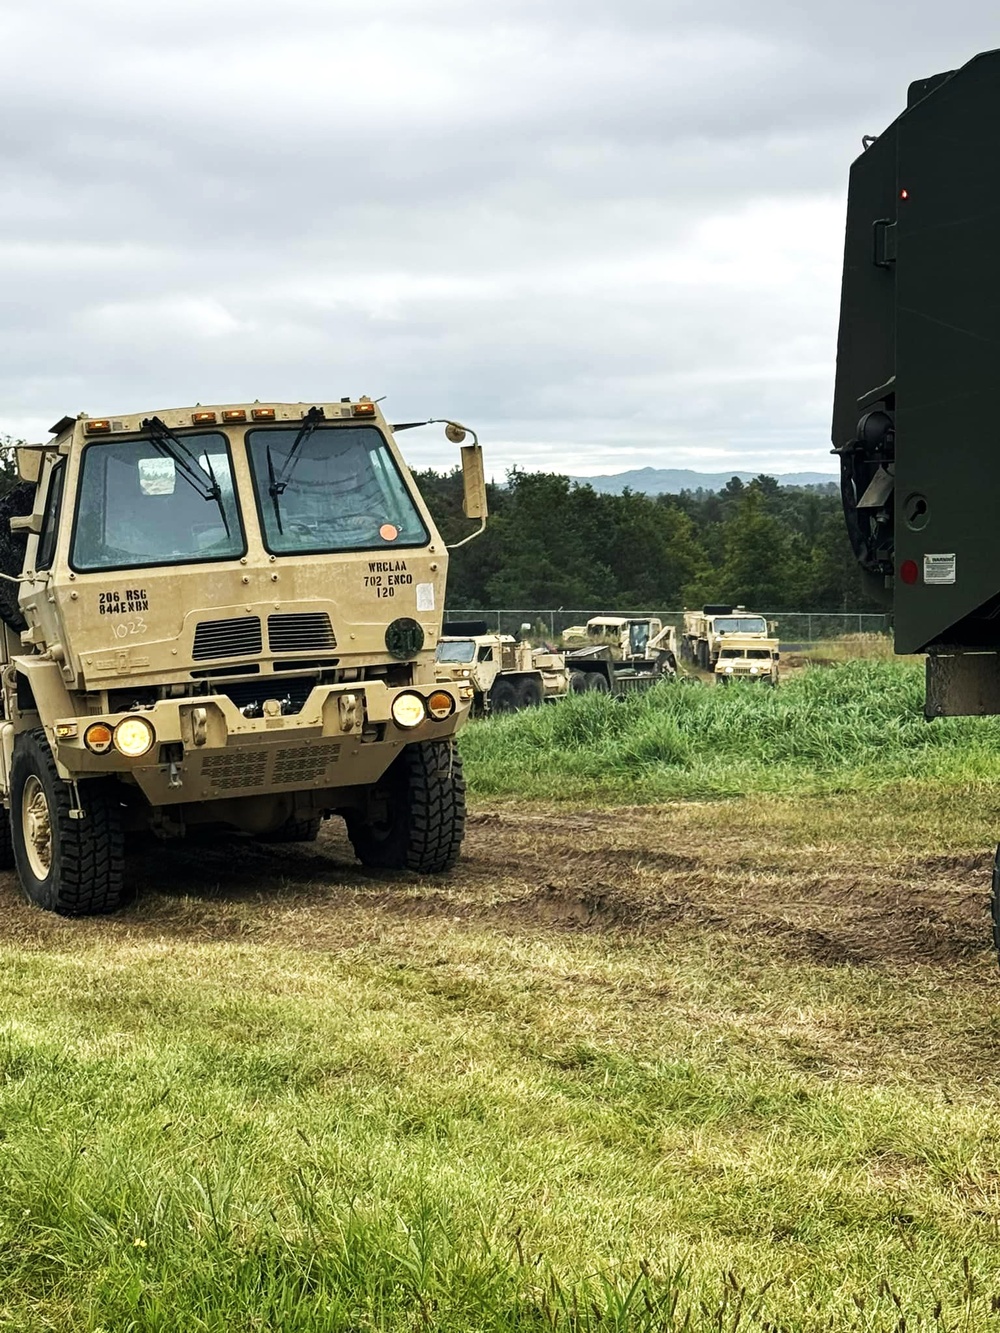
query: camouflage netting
[{"left": 0, "top": 483, "right": 37, "bottom": 631}]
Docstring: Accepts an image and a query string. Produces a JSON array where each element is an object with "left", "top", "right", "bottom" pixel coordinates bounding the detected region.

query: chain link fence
[{"left": 444, "top": 609, "right": 891, "bottom": 648}]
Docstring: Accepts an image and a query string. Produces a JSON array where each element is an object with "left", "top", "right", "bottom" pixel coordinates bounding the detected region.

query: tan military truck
[
  {"left": 435, "top": 621, "right": 568, "bottom": 714},
  {"left": 561, "top": 615, "right": 678, "bottom": 693},
  {"left": 681, "top": 605, "right": 770, "bottom": 671},
  {"left": 714, "top": 635, "right": 780, "bottom": 686},
  {"left": 0, "top": 399, "right": 487, "bottom": 915}
]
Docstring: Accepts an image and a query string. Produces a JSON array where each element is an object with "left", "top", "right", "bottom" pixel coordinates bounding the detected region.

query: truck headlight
[
  {"left": 750, "top": 666, "right": 759, "bottom": 674},
  {"left": 391, "top": 692, "right": 426, "bottom": 728},
  {"left": 725, "top": 665, "right": 734, "bottom": 674},
  {"left": 113, "top": 716, "right": 156, "bottom": 758}
]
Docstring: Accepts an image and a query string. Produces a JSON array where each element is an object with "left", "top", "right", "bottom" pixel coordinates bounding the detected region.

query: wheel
[
  {"left": 10, "top": 729, "right": 125, "bottom": 915},
  {"left": 346, "top": 740, "right": 465, "bottom": 874},
  {"left": 586, "top": 672, "right": 610, "bottom": 693},
  {"left": 517, "top": 677, "right": 544, "bottom": 708},
  {"left": 258, "top": 815, "right": 323, "bottom": 843},
  {"left": 569, "top": 670, "right": 588, "bottom": 694},
  {"left": 489, "top": 679, "right": 518, "bottom": 713}
]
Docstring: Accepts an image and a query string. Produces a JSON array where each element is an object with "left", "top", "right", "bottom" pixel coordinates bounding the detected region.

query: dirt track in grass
[{"left": 0, "top": 795, "right": 993, "bottom": 976}]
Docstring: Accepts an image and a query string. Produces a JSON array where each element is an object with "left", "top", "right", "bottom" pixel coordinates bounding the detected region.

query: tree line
[{"left": 416, "top": 467, "right": 884, "bottom": 612}]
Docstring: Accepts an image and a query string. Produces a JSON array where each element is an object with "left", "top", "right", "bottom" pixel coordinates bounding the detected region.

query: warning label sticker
[
  {"left": 416, "top": 582, "right": 435, "bottom": 611},
  {"left": 924, "top": 553, "right": 956, "bottom": 585}
]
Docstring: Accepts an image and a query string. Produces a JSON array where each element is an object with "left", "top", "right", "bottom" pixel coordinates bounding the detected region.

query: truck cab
[{"left": 0, "top": 400, "right": 486, "bottom": 914}]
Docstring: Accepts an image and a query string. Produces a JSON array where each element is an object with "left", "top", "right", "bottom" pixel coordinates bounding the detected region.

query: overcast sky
[{"left": 0, "top": 1, "right": 996, "bottom": 477}]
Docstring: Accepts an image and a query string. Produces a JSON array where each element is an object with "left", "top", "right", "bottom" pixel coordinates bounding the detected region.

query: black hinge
[{"left": 872, "top": 219, "right": 897, "bottom": 268}]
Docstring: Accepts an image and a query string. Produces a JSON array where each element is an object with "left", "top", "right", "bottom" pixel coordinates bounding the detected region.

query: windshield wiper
[
  {"left": 139, "top": 416, "right": 231, "bottom": 539},
  {"left": 268, "top": 405, "right": 325, "bottom": 499}
]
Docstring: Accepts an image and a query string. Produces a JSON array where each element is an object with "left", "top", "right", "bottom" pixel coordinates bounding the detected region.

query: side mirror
[
  {"left": 16, "top": 446, "right": 45, "bottom": 484},
  {"left": 460, "top": 443, "right": 487, "bottom": 521}
]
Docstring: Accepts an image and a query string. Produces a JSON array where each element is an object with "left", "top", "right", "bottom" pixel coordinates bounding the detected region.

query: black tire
[
  {"left": 586, "top": 672, "right": 610, "bottom": 693},
  {"left": 517, "top": 677, "right": 544, "bottom": 708},
  {"left": 569, "top": 670, "right": 589, "bottom": 694},
  {"left": 0, "top": 805, "right": 14, "bottom": 870},
  {"left": 346, "top": 740, "right": 465, "bottom": 874},
  {"left": 490, "top": 679, "right": 518, "bottom": 713},
  {"left": 258, "top": 815, "right": 323, "bottom": 844},
  {"left": 10, "top": 729, "right": 125, "bottom": 915},
  {"left": 0, "top": 483, "right": 36, "bottom": 631}
]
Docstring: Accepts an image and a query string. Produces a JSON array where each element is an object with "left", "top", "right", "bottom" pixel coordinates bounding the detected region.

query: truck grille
[
  {"left": 193, "top": 617, "right": 263, "bottom": 661},
  {"left": 218, "top": 676, "right": 318, "bottom": 716},
  {"left": 273, "top": 742, "right": 342, "bottom": 785},
  {"left": 268, "top": 613, "right": 336, "bottom": 653}
]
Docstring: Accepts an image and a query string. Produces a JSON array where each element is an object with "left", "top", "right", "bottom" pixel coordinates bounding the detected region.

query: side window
[
  {"left": 477, "top": 647, "right": 494, "bottom": 662},
  {"left": 36, "top": 463, "right": 65, "bottom": 572}
]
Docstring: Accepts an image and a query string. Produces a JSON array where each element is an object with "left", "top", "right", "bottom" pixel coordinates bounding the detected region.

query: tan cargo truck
[
  {"left": 714, "top": 635, "right": 780, "bottom": 686},
  {"left": 0, "top": 399, "right": 487, "bottom": 915},
  {"left": 681, "top": 605, "right": 770, "bottom": 670},
  {"left": 435, "top": 621, "right": 568, "bottom": 714}
]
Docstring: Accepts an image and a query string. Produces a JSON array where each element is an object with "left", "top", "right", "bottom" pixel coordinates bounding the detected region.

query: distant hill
[{"left": 569, "top": 467, "right": 837, "bottom": 495}]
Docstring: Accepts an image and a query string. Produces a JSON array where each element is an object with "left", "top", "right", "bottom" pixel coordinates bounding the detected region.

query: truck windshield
[
  {"left": 247, "top": 425, "right": 429, "bottom": 555},
  {"left": 71, "top": 434, "right": 244, "bottom": 572},
  {"left": 436, "top": 640, "right": 476, "bottom": 664},
  {"left": 714, "top": 616, "right": 766, "bottom": 634}
]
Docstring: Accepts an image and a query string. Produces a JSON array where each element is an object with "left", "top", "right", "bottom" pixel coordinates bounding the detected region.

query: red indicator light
[
  {"left": 900, "top": 559, "right": 919, "bottom": 585},
  {"left": 900, "top": 188, "right": 909, "bottom": 200}
]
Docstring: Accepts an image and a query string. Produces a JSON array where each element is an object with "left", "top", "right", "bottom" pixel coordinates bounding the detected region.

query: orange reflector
[
  {"left": 85, "top": 419, "right": 112, "bottom": 434},
  {"left": 427, "top": 690, "right": 455, "bottom": 720},
  {"left": 222, "top": 409, "right": 247, "bottom": 423},
  {"left": 84, "top": 723, "right": 114, "bottom": 754},
  {"left": 252, "top": 407, "right": 276, "bottom": 421},
  {"left": 192, "top": 411, "right": 217, "bottom": 425},
  {"left": 352, "top": 402, "right": 376, "bottom": 417}
]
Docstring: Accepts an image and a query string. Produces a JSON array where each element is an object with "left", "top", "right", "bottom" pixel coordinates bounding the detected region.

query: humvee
[
  {"left": 714, "top": 636, "right": 780, "bottom": 686},
  {"left": 0, "top": 399, "right": 487, "bottom": 914}
]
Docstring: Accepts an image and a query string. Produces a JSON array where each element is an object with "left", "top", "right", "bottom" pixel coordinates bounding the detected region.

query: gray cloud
[{"left": 1, "top": 1, "right": 997, "bottom": 474}]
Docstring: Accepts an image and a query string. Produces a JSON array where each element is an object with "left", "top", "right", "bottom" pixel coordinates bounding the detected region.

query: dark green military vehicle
[{"left": 833, "top": 48, "right": 1000, "bottom": 950}]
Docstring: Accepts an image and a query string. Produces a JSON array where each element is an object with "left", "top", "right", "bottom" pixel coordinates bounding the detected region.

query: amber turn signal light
[
  {"left": 221, "top": 409, "right": 247, "bottom": 423},
  {"left": 251, "top": 407, "right": 276, "bottom": 421},
  {"left": 84, "top": 723, "right": 114, "bottom": 754},
  {"left": 192, "top": 411, "right": 217, "bottom": 425},
  {"left": 84, "top": 420, "right": 112, "bottom": 434},
  {"left": 427, "top": 690, "right": 455, "bottom": 720},
  {"left": 352, "top": 402, "right": 376, "bottom": 417}
]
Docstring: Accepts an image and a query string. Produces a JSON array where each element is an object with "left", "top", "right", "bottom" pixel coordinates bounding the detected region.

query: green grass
[
  {"left": 4, "top": 909, "right": 1000, "bottom": 1332},
  {"left": 459, "top": 660, "right": 1000, "bottom": 801},
  {"left": 6, "top": 661, "right": 1000, "bottom": 1328}
]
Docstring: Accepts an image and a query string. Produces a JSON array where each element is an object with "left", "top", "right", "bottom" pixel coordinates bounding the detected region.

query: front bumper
[{"left": 50, "top": 679, "right": 473, "bottom": 806}]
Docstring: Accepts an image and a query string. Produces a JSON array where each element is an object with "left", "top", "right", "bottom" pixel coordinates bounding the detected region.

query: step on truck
[
  {"left": 562, "top": 615, "right": 677, "bottom": 695},
  {"left": 435, "top": 621, "right": 568, "bottom": 714},
  {"left": 0, "top": 400, "right": 488, "bottom": 914},
  {"left": 681, "top": 605, "right": 770, "bottom": 671}
]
